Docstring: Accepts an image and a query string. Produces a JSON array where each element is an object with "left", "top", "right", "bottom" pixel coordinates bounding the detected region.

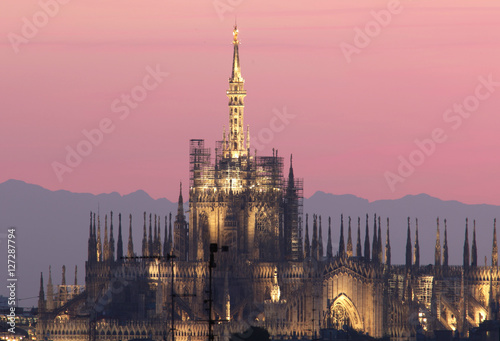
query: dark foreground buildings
[{"left": 37, "top": 27, "right": 500, "bottom": 341}]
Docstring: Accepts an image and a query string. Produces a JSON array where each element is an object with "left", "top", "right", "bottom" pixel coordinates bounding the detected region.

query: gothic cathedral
[{"left": 37, "top": 27, "right": 500, "bottom": 341}]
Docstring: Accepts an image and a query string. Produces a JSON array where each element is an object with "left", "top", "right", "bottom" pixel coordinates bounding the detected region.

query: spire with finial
[
  {"left": 47, "top": 266, "right": 54, "bottom": 310},
  {"left": 117, "top": 213, "right": 123, "bottom": 262},
  {"left": 38, "top": 272, "right": 45, "bottom": 312},
  {"left": 326, "top": 217, "right": 333, "bottom": 259},
  {"left": 312, "top": 214, "right": 318, "bottom": 260},
  {"left": 97, "top": 215, "right": 102, "bottom": 262},
  {"left": 304, "top": 214, "right": 310, "bottom": 259},
  {"left": 163, "top": 215, "right": 170, "bottom": 257},
  {"left": 174, "top": 183, "right": 188, "bottom": 261},
  {"left": 288, "top": 154, "right": 294, "bottom": 186},
  {"left": 372, "top": 214, "right": 378, "bottom": 262},
  {"left": 92, "top": 213, "right": 96, "bottom": 261},
  {"left": 435, "top": 217, "right": 441, "bottom": 267},
  {"left": 414, "top": 218, "right": 420, "bottom": 268},
  {"left": 471, "top": 220, "right": 477, "bottom": 267},
  {"left": 157, "top": 215, "right": 162, "bottom": 257},
  {"left": 385, "top": 218, "right": 391, "bottom": 266},
  {"left": 364, "top": 214, "right": 370, "bottom": 261},
  {"left": 154, "top": 214, "right": 158, "bottom": 256},
  {"left": 405, "top": 217, "right": 412, "bottom": 271},
  {"left": 346, "top": 216, "right": 353, "bottom": 258},
  {"left": 168, "top": 212, "right": 173, "bottom": 252},
  {"left": 60, "top": 265, "right": 67, "bottom": 303},
  {"left": 103, "top": 214, "right": 109, "bottom": 262},
  {"left": 318, "top": 216, "right": 323, "bottom": 259},
  {"left": 109, "top": 212, "right": 115, "bottom": 262},
  {"left": 88, "top": 211, "right": 95, "bottom": 263},
  {"left": 464, "top": 218, "right": 470, "bottom": 269},
  {"left": 142, "top": 212, "right": 147, "bottom": 256},
  {"left": 148, "top": 213, "right": 153, "bottom": 257},
  {"left": 339, "top": 214, "right": 345, "bottom": 257},
  {"left": 377, "top": 216, "right": 382, "bottom": 263},
  {"left": 443, "top": 219, "right": 449, "bottom": 268},
  {"left": 61, "top": 265, "right": 66, "bottom": 286},
  {"left": 356, "top": 217, "right": 362, "bottom": 257},
  {"left": 225, "top": 24, "right": 248, "bottom": 158},
  {"left": 493, "top": 219, "right": 498, "bottom": 267},
  {"left": 127, "top": 214, "right": 134, "bottom": 258},
  {"left": 74, "top": 265, "right": 77, "bottom": 286}
]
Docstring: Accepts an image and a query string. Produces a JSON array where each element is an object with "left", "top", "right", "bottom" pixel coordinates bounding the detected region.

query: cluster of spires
[
  {"left": 87, "top": 210, "right": 174, "bottom": 263},
  {"left": 87, "top": 186, "right": 185, "bottom": 263},
  {"left": 303, "top": 213, "right": 499, "bottom": 269},
  {"left": 38, "top": 264, "right": 78, "bottom": 312},
  {"left": 304, "top": 213, "right": 388, "bottom": 264}
]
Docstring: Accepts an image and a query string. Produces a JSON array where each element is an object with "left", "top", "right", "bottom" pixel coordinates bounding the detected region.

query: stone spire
[
  {"left": 61, "top": 265, "right": 66, "bottom": 286},
  {"left": 117, "top": 213, "right": 123, "bottom": 262},
  {"left": 88, "top": 211, "right": 95, "bottom": 263},
  {"left": 174, "top": 183, "right": 189, "bottom": 261},
  {"left": 109, "top": 212, "right": 115, "bottom": 262},
  {"left": 163, "top": 215, "right": 170, "bottom": 257},
  {"left": 377, "top": 216, "right": 383, "bottom": 263},
  {"left": 346, "top": 216, "right": 353, "bottom": 258},
  {"left": 103, "top": 215, "right": 109, "bottom": 262},
  {"left": 92, "top": 213, "right": 97, "bottom": 262},
  {"left": 356, "top": 217, "right": 362, "bottom": 257},
  {"left": 364, "top": 214, "right": 370, "bottom": 261},
  {"left": 443, "top": 219, "right": 449, "bottom": 268},
  {"left": 168, "top": 212, "right": 173, "bottom": 252},
  {"left": 148, "top": 213, "right": 153, "bottom": 258},
  {"left": 464, "top": 218, "right": 470, "bottom": 269},
  {"left": 471, "top": 220, "right": 477, "bottom": 267},
  {"left": 385, "top": 218, "right": 391, "bottom": 266},
  {"left": 339, "top": 214, "right": 345, "bottom": 257},
  {"left": 74, "top": 265, "right": 77, "bottom": 286},
  {"left": 312, "top": 214, "right": 318, "bottom": 261},
  {"left": 97, "top": 215, "right": 102, "bottom": 262},
  {"left": 318, "top": 216, "right": 323, "bottom": 259},
  {"left": 493, "top": 219, "right": 498, "bottom": 267},
  {"left": 304, "top": 214, "right": 310, "bottom": 259},
  {"left": 372, "top": 214, "right": 378, "bottom": 262},
  {"left": 414, "top": 218, "right": 420, "bottom": 268},
  {"left": 326, "top": 217, "right": 333, "bottom": 259},
  {"left": 47, "top": 266, "right": 54, "bottom": 310},
  {"left": 405, "top": 217, "right": 412, "bottom": 271},
  {"left": 127, "top": 214, "right": 134, "bottom": 258},
  {"left": 435, "top": 217, "right": 441, "bottom": 267},
  {"left": 157, "top": 215, "right": 162, "bottom": 257},
  {"left": 142, "top": 212, "right": 148, "bottom": 256},
  {"left": 38, "top": 272, "right": 45, "bottom": 312},
  {"left": 224, "top": 24, "right": 248, "bottom": 158},
  {"left": 153, "top": 214, "right": 158, "bottom": 256}
]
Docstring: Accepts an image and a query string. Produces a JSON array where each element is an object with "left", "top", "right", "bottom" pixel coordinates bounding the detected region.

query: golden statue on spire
[{"left": 233, "top": 24, "right": 239, "bottom": 44}]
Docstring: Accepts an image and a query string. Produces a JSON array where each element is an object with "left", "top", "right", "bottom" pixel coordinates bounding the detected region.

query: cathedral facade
[{"left": 37, "top": 27, "right": 500, "bottom": 341}]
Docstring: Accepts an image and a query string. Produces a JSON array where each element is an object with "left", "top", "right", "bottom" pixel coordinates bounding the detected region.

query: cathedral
[{"left": 36, "top": 27, "right": 500, "bottom": 341}]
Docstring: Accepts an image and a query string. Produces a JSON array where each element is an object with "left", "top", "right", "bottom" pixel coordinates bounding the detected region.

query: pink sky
[{"left": 1, "top": 0, "right": 500, "bottom": 204}]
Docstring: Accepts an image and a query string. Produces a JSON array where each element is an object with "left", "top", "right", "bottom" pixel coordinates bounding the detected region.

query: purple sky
[{"left": 1, "top": 0, "right": 500, "bottom": 204}]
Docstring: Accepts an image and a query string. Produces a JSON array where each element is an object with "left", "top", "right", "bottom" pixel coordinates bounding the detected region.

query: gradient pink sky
[{"left": 1, "top": 0, "right": 500, "bottom": 204}]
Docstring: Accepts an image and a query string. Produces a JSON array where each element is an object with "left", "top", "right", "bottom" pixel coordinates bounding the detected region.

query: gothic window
[{"left": 332, "top": 303, "right": 350, "bottom": 329}]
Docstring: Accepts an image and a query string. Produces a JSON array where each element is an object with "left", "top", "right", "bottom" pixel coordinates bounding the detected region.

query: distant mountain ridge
[{"left": 1, "top": 179, "right": 499, "bottom": 307}]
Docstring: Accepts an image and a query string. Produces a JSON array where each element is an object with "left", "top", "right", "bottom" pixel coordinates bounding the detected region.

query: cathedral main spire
[{"left": 225, "top": 25, "right": 248, "bottom": 158}]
